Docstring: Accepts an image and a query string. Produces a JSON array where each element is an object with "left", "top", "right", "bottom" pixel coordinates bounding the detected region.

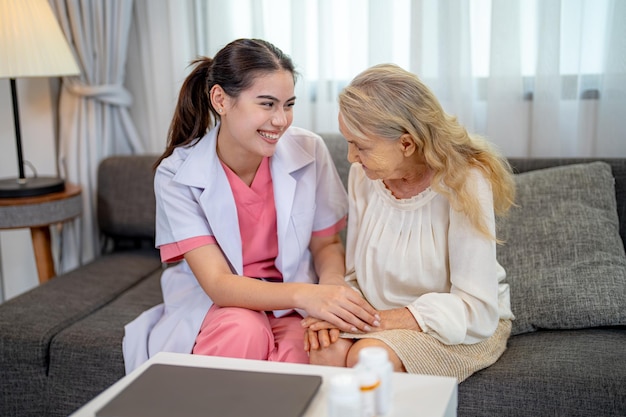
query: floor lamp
[{"left": 0, "top": 0, "right": 80, "bottom": 198}]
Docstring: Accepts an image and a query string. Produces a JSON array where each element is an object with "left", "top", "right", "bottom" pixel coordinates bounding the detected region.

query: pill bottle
[
  {"left": 327, "top": 373, "right": 361, "bottom": 417},
  {"left": 357, "top": 347, "right": 393, "bottom": 415},
  {"left": 357, "top": 368, "right": 380, "bottom": 417}
]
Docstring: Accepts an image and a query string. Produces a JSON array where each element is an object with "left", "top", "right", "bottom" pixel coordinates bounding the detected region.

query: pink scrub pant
[{"left": 192, "top": 304, "right": 309, "bottom": 364}]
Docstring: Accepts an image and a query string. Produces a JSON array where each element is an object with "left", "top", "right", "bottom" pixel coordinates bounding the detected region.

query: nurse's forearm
[
  {"left": 206, "top": 275, "right": 378, "bottom": 333},
  {"left": 184, "top": 244, "right": 311, "bottom": 310},
  {"left": 185, "top": 241, "right": 378, "bottom": 332},
  {"left": 207, "top": 275, "right": 312, "bottom": 311},
  {"left": 309, "top": 233, "right": 346, "bottom": 286}
]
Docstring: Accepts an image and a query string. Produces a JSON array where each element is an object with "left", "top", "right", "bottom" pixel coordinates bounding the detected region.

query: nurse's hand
[{"left": 296, "top": 284, "right": 380, "bottom": 333}]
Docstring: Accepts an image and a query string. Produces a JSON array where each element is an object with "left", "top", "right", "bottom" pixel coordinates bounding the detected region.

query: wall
[{"left": 0, "top": 78, "right": 58, "bottom": 302}]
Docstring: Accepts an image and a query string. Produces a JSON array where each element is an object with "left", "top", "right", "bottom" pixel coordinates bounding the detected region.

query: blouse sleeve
[{"left": 406, "top": 171, "right": 501, "bottom": 345}]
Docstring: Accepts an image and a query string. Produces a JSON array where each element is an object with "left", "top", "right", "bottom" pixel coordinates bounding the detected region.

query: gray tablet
[{"left": 95, "top": 363, "right": 322, "bottom": 417}]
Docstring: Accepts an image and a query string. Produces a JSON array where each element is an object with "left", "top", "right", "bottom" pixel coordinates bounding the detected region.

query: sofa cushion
[
  {"left": 98, "top": 155, "right": 159, "bottom": 246},
  {"left": 0, "top": 250, "right": 161, "bottom": 417},
  {"left": 46, "top": 268, "right": 163, "bottom": 417},
  {"left": 458, "top": 327, "right": 626, "bottom": 417},
  {"left": 320, "top": 133, "right": 350, "bottom": 189},
  {"left": 497, "top": 161, "right": 626, "bottom": 335}
]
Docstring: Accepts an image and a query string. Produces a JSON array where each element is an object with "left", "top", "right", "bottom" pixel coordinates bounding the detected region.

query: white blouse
[{"left": 345, "top": 163, "right": 514, "bottom": 345}]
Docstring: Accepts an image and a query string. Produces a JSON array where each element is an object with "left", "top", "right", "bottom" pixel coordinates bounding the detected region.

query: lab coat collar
[
  {"left": 171, "top": 125, "right": 316, "bottom": 277},
  {"left": 173, "top": 125, "right": 316, "bottom": 187},
  {"left": 272, "top": 127, "right": 316, "bottom": 174},
  {"left": 271, "top": 128, "right": 316, "bottom": 278},
  {"left": 173, "top": 125, "right": 221, "bottom": 188}
]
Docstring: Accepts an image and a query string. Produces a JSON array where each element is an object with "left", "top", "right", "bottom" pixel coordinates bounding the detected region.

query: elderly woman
[{"left": 303, "top": 64, "right": 516, "bottom": 382}]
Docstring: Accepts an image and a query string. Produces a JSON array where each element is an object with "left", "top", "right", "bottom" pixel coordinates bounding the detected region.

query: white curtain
[
  {"left": 36, "top": 0, "right": 622, "bottom": 274},
  {"left": 126, "top": 0, "right": 196, "bottom": 154},
  {"left": 596, "top": 0, "right": 626, "bottom": 155},
  {"left": 52, "top": 0, "right": 143, "bottom": 271},
  {"left": 484, "top": 0, "right": 626, "bottom": 157},
  {"left": 128, "top": 0, "right": 625, "bottom": 159}
]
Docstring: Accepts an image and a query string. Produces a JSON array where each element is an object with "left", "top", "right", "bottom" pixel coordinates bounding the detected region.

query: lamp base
[{"left": 0, "top": 176, "right": 65, "bottom": 198}]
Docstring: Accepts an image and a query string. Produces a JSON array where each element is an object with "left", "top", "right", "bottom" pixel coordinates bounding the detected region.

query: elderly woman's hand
[
  {"left": 303, "top": 307, "right": 421, "bottom": 333},
  {"left": 301, "top": 318, "right": 341, "bottom": 352},
  {"left": 375, "top": 308, "right": 422, "bottom": 332}
]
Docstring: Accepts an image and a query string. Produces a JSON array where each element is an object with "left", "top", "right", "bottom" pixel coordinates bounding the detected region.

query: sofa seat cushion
[
  {"left": 46, "top": 268, "right": 163, "bottom": 417},
  {"left": 0, "top": 250, "right": 160, "bottom": 417},
  {"left": 458, "top": 327, "right": 626, "bottom": 417},
  {"left": 497, "top": 162, "right": 626, "bottom": 335}
]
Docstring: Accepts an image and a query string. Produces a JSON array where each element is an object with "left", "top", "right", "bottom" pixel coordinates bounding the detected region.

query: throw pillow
[{"left": 497, "top": 161, "right": 626, "bottom": 335}]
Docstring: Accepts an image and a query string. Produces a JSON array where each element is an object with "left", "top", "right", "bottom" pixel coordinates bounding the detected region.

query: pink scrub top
[{"left": 159, "top": 157, "right": 345, "bottom": 279}]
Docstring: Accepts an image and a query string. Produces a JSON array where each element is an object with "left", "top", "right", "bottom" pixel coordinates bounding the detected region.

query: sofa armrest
[{"left": 0, "top": 250, "right": 160, "bottom": 417}]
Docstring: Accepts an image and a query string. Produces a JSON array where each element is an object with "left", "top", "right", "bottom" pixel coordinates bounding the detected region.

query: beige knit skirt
[{"left": 342, "top": 319, "right": 512, "bottom": 382}]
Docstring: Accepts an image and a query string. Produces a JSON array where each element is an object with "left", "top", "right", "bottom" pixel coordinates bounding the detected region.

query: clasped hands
[{"left": 301, "top": 289, "right": 422, "bottom": 352}]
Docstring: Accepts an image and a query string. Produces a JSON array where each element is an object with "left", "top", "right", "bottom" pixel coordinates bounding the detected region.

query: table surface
[
  {"left": 0, "top": 183, "right": 81, "bottom": 206},
  {"left": 70, "top": 352, "right": 457, "bottom": 417},
  {"left": 0, "top": 183, "right": 82, "bottom": 286},
  {"left": 0, "top": 183, "right": 82, "bottom": 228}
]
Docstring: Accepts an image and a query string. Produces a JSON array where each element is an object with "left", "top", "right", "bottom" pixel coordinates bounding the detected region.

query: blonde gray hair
[{"left": 338, "top": 63, "right": 515, "bottom": 240}]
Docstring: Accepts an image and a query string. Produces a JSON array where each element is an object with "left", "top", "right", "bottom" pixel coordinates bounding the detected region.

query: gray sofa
[{"left": 0, "top": 133, "right": 625, "bottom": 417}]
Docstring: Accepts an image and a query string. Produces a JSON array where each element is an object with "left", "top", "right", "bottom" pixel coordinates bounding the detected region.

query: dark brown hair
[{"left": 154, "top": 38, "right": 297, "bottom": 168}]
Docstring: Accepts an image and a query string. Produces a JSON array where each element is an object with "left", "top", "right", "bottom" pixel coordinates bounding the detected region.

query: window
[{"left": 222, "top": 0, "right": 610, "bottom": 83}]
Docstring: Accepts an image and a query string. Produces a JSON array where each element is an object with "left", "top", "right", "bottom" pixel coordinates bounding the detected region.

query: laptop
[{"left": 95, "top": 363, "right": 323, "bottom": 417}]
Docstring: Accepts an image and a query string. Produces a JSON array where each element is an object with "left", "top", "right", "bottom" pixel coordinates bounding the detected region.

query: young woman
[
  {"left": 303, "top": 64, "right": 516, "bottom": 382},
  {"left": 123, "top": 39, "right": 378, "bottom": 373}
]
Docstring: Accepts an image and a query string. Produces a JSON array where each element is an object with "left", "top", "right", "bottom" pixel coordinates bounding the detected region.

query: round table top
[
  {"left": 0, "top": 183, "right": 81, "bottom": 206},
  {"left": 0, "top": 183, "right": 82, "bottom": 229}
]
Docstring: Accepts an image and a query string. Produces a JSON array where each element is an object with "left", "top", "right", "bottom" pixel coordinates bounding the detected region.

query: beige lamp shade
[{"left": 0, "top": 0, "right": 80, "bottom": 78}]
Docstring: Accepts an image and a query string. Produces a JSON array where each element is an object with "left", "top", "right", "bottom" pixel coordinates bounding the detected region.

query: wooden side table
[{"left": 0, "top": 183, "right": 82, "bottom": 284}]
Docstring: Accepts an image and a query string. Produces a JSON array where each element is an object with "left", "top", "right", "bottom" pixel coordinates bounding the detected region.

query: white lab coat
[{"left": 122, "top": 125, "right": 348, "bottom": 373}]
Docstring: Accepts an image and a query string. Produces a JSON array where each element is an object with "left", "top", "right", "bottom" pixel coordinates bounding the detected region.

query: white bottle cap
[
  {"left": 358, "top": 346, "right": 390, "bottom": 366},
  {"left": 329, "top": 373, "right": 360, "bottom": 396}
]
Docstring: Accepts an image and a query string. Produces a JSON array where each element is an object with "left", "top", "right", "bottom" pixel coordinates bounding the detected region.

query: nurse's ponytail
[{"left": 155, "top": 38, "right": 298, "bottom": 168}]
